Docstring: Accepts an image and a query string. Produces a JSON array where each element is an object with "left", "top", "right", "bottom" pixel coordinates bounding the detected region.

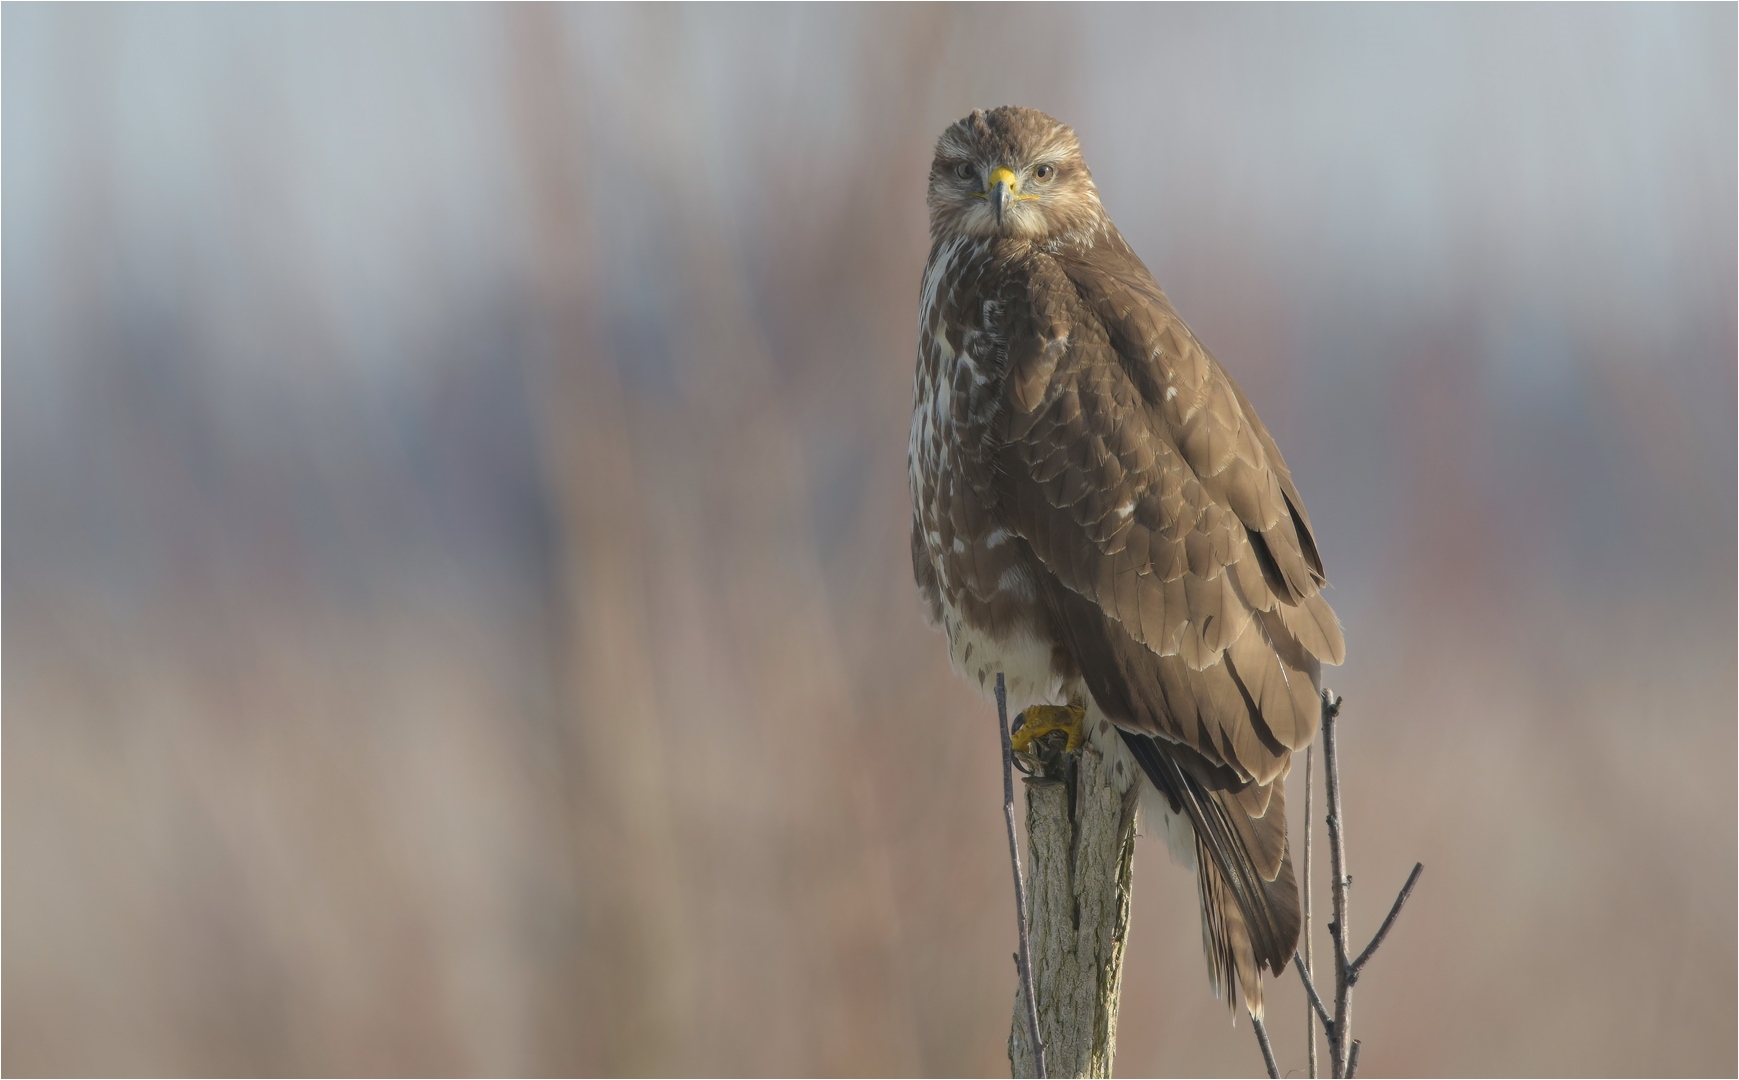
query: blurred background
[{"left": 5, "top": 4, "right": 1733, "bottom": 1076}]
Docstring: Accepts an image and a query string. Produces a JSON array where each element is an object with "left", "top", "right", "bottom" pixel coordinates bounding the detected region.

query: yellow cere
[
  {"left": 971, "top": 165, "right": 1041, "bottom": 203},
  {"left": 987, "top": 165, "right": 1042, "bottom": 202}
]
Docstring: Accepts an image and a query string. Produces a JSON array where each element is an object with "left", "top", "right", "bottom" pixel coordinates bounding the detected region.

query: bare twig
[
  {"left": 997, "top": 674, "right": 1046, "bottom": 1079},
  {"left": 1293, "top": 954, "right": 1333, "bottom": 1034},
  {"left": 1349, "top": 863, "right": 1424, "bottom": 980},
  {"left": 1320, "top": 690, "right": 1352, "bottom": 1078},
  {"left": 1251, "top": 1016, "right": 1281, "bottom": 1079},
  {"left": 1303, "top": 743, "right": 1318, "bottom": 1079},
  {"left": 1265, "top": 692, "right": 1415, "bottom": 1080},
  {"left": 1307, "top": 691, "right": 1425, "bottom": 1077}
]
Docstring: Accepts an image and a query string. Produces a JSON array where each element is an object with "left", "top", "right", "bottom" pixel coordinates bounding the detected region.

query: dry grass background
[{"left": 5, "top": 5, "right": 1734, "bottom": 1076}]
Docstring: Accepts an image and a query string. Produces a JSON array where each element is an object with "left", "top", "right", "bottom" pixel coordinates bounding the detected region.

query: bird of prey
[{"left": 908, "top": 106, "right": 1345, "bottom": 1018}]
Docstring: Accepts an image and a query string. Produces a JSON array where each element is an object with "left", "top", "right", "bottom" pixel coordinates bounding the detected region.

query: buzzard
[{"left": 908, "top": 106, "right": 1345, "bottom": 1018}]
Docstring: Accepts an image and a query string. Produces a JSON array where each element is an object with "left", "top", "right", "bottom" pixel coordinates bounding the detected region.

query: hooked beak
[{"left": 987, "top": 166, "right": 1018, "bottom": 225}]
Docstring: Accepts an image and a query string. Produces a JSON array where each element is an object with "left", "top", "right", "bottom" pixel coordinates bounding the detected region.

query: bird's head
[{"left": 927, "top": 106, "right": 1105, "bottom": 245}]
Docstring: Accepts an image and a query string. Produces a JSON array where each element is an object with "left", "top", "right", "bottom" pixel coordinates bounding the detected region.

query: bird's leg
[{"left": 1011, "top": 703, "right": 1087, "bottom": 754}]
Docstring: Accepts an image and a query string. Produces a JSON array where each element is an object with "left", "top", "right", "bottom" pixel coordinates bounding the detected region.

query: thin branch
[
  {"left": 1349, "top": 863, "right": 1424, "bottom": 981},
  {"left": 997, "top": 673, "right": 1047, "bottom": 1079},
  {"left": 1292, "top": 953, "right": 1333, "bottom": 1034},
  {"left": 1303, "top": 742, "right": 1318, "bottom": 1079},
  {"left": 1320, "top": 689, "right": 1352, "bottom": 1078},
  {"left": 1251, "top": 1016, "right": 1280, "bottom": 1079},
  {"left": 1286, "top": 691, "right": 1421, "bottom": 1076}
]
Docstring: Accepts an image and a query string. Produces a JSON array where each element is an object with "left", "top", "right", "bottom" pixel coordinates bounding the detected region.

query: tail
[{"left": 1120, "top": 731, "right": 1299, "bottom": 1019}]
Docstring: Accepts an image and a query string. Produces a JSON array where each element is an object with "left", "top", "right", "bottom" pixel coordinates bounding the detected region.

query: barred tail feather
[
  {"left": 1120, "top": 730, "right": 1301, "bottom": 1019},
  {"left": 1197, "top": 832, "right": 1267, "bottom": 1018}
]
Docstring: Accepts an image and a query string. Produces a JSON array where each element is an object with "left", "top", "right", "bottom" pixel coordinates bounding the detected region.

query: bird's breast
[{"left": 911, "top": 243, "right": 1064, "bottom": 707}]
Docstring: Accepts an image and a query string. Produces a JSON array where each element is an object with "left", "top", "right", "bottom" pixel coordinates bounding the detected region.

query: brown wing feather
[
  {"left": 991, "top": 229, "right": 1336, "bottom": 1014},
  {"left": 994, "top": 240, "right": 1340, "bottom": 775},
  {"left": 1048, "top": 567, "right": 1299, "bottom": 1018}
]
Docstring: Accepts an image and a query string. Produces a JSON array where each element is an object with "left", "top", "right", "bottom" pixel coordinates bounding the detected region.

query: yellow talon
[{"left": 1011, "top": 704, "right": 1088, "bottom": 754}]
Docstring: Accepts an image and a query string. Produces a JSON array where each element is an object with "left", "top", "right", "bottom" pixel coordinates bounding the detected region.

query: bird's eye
[
  {"left": 1033, "top": 163, "right": 1056, "bottom": 182},
  {"left": 954, "top": 162, "right": 977, "bottom": 182}
]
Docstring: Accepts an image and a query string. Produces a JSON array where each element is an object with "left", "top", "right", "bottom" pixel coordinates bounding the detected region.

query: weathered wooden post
[{"left": 1007, "top": 727, "right": 1142, "bottom": 1079}]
